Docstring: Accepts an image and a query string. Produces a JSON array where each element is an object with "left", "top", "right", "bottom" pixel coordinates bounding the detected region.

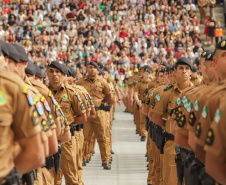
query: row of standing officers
[
  {"left": 0, "top": 40, "right": 121, "bottom": 185},
  {"left": 123, "top": 39, "right": 226, "bottom": 185}
]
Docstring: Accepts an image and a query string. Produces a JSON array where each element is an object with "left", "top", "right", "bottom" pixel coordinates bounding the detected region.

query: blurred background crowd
[{"left": 0, "top": 0, "right": 224, "bottom": 85}]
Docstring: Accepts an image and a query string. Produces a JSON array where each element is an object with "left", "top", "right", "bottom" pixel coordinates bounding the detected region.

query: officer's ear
[{"left": 212, "top": 57, "right": 217, "bottom": 70}]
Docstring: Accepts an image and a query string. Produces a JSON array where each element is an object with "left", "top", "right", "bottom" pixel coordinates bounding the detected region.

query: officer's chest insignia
[
  {"left": 80, "top": 103, "right": 85, "bottom": 110},
  {"left": 34, "top": 98, "right": 44, "bottom": 116},
  {"left": 176, "top": 97, "right": 181, "bottom": 105},
  {"left": 164, "top": 84, "right": 173, "bottom": 91},
  {"left": 49, "top": 91, "right": 56, "bottom": 105},
  {"left": 47, "top": 113, "right": 55, "bottom": 126},
  {"left": 75, "top": 92, "right": 81, "bottom": 102},
  {"left": 182, "top": 96, "right": 187, "bottom": 105},
  {"left": 32, "top": 110, "right": 40, "bottom": 126},
  {"left": 194, "top": 100, "right": 200, "bottom": 111},
  {"left": 155, "top": 94, "right": 161, "bottom": 102},
  {"left": 201, "top": 106, "right": 208, "bottom": 118},
  {"left": 41, "top": 96, "right": 51, "bottom": 112},
  {"left": 41, "top": 119, "right": 50, "bottom": 132},
  {"left": 97, "top": 82, "right": 101, "bottom": 86},
  {"left": 0, "top": 89, "right": 7, "bottom": 106},
  {"left": 147, "top": 84, "right": 149, "bottom": 88},
  {"left": 63, "top": 94, "right": 68, "bottom": 100},
  {"left": 205, "top": 128, "right": 214, "bottom": 146},
  {"left": 188, "top": 112, "right": 196, "bottom": 126},
  {"left": 214, "top": 108, "right": 222, "bottom": 123},
  {"left": 55, "top": 106, "right": 60, "bottom": 117},
  {"left": 195, "top": 122, "right": 201, "bottom": 138}
]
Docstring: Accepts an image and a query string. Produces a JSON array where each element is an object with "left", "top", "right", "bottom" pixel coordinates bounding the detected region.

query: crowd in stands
[{"left": 0, "top": 0, "right": 223, "bottom": 83}]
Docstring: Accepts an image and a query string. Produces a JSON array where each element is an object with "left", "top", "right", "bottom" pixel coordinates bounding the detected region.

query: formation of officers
[
  {"left": 0, "top": 39, "right": 122, "bottom": 185},
  {"left": 123, "top": 39, "right": 226, "bottom": 185}
]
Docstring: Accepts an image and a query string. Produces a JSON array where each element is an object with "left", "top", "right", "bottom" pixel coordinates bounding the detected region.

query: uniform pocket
[{"left": 61, "top": 100, "right": 71, "bottom": 118}]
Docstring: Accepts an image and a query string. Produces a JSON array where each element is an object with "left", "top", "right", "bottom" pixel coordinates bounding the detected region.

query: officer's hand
[
  {"left": 138, "top": 100, "right": 142, "bottom": 107},
  {"left": 117, "top": 99, "right": 122, "bottom": 106}
]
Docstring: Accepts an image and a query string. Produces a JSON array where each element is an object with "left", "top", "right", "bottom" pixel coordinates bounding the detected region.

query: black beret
[
  {"left": 175, "top": 57, "right": 192, "bottom": 69},
  {"left": 25, "top": 61, "right": 36, "bottom": 75},
  {"left": 171, "top": 64, "right": 176, "bottom": 71},
  {"left": 99, "top": 69, "right": 105, "bottom": 76},
  {"left": 139, "top": 66, "right": 145, "bottom": 70},
  {"left": 143, "top": 67, "right": 151, "bottom": 73},
  {"left": 191, "top": 66, "right": 198, "bottom": 72},
  {"left": 205, "top": 51, "right": 214, "bottom": 61},
  {"left": 153, "top": 57, "right": 158, "bottom": 63},
  {"left": 159, "top": 69, "right": 165, "bottom": 73},
  {"left": 34, "top": 63, "right": 43, "bottom": 78},
  {"left": 216, "top": 39, "right": 226, "bottom": 50},
  {"left": 97, "top": 62, "right": 104, "bottom": 69},
  {"left": 160, "top": 62, "right": 170, "bottom": 68},
  {"left": 201, "top": 50, "right": 212, "bottom": 58},
  {"left": 68, "top": 67, "right": 76, "bottom": 78},
  {"left": 61, "top": 65, "right": 70, "bottom": 75},
  {"left": 48, "top": 61, "right": 64, "bottom": 73},
  {"left": 87, "top": 61, "right": 99, "bottom": 70},
  {"left": 103, "top": 66, "right": 110, "bottom": 73},
  {"left": 7, "top": 43, "right": 20, "bottom": 63},
  {"left": 144, "top": 65, "right": 152, "bottom": 71},
  {"left": 11, "top": 43, "right": 29, "bottom": 62},
  {"left": 0, "top": 40, "right": 9, "bottom": 56}
]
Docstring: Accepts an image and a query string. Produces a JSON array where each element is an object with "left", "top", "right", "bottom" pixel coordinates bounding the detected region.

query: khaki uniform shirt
[
  {"left": 75, "top": 85, "right": 95, "bottom": 108},
  {"left": 49, "top": 83, "right": 86, "bottom": 124},
  {"left": 134, "top": 79, "right": 151, "bottom": 102},
  {"left": 76, "top": 75, "right": 111, "bottom": 108},
  {"left": 0, "top": 70, "right": 41, "bottom": 182}
]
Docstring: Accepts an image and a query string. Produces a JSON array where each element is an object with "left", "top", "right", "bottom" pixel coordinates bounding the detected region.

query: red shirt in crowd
[{"left": 119, "top": 31, "right": 128, "bottom": 38}]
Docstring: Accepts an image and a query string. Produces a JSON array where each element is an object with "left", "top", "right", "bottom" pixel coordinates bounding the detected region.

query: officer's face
[
  {"left": 5, "top": 59, "right": 17, "bottom": 73},
  {"left": 175, "top": 65, "right": 191, "bottom": 82},
  {"left": 158, "top": 72, "right": 165, "bottom": 85},
  {"left": 205, "top": 61, "right": 215, "bottom": 82},
  {"left": 199, "top": 58, "right": 208, "bottom": 80},
  {"left": 15, "top": 62, "right": 28, "bottom": 78},
  {"left": 87, "top": 65, "right": 98, "bottom": 77},
  {"left": 67, "top": 76, "right": 74, "bottom": 85},
  {"left": 47, "top": 67, "right": 63, "bottom": 84},
  {"left": 0, "top": 52, "right": 6, "bottom": 69},
  {"left": 215, "top": 50, "right": 226, "bottom": 81},
  {"left": 143, "top": 71, "right": 150, "bottom": 80}
]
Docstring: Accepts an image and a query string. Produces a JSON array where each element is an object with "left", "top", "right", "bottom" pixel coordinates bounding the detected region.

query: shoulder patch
[
  {"left": 75, "top": 91, "right": 81, "bottom": 102},
  {"left": 26, "top": 89, "right": 34, "bottom": 106},
  {"left": 64, "top": 117, "right": 69, "bottom": 126},
  {"left": 164, "top": 84, "right": 173, "bottom": 91},
  {"left": 34, "top": 97, "right": 44, "bottom": 116},
  {"left": 177, "top": 115, "right": 186, "bottom": 128},
  {"left": 90, "top": 99, "right": 94, "bottom": 106},
  {"left": 0, "top": 89, "right": 7, "bottom": 106},
  {"left": 32, "top": 110, "right": 40, "bottom": 126},
  {"left": 205, "top": 128, "right": 214, "bottom": 146},
  {"left": 41, "top": 119, "right": 51, "bottom": 132},
  {"left": 155, "top": 94, "right": 161, "bottom": 102},
  {"left": 80, "top": 103, "right": 85, "bottom": 111},
  {"left": 47, "top": 113, "right": 55, "bottom": 126},
  {"left": 214, "top": 108, "right": 222, "bottom": 123},
  {"left": 195, "top": 122, "right": 201, "bottom": 138},
  {"left": 41, "top": 96, "right": 51, "bottom": 112},
  {"left": 49, "top": 91, "right": 56, "bottom": 105},
  {"left": 188, "top": 112, "right": 196, "bottom": 126},
  {"left": 55, "top": 106, "right": 60, "bottom": 117}
]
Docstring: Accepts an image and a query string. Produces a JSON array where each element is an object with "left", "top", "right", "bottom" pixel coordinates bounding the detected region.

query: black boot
[
  {"left": 111, "top": 150, "right": 115, "bottom": 154},
  {"left": 102, "top": 163, "right": 111, "bottom": 170},
  {"left": 140, "top": 136, "right": 146, "bottom": 141},
  {"left": 82, "top": 161, "right": 86, "bottom": 166}
]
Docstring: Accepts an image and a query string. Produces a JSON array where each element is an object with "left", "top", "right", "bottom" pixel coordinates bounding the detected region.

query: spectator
[
  {"left": 208, "top": 16, "right": 216, "bottom": 47},
  {"left": 215, "top": 21, "right": 224, "bottom": 45},
  {"left": 43, "top": 10, "right": 52, "bottom": 21}
]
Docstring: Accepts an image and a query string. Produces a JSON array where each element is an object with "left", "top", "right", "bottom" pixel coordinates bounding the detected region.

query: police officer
[
  {"left": 47, "top": 61, "right": 87, "bottom": 184},
  {"left": 0, "top": 41, "right": 45, "bottom": 184},
  {"left": 151, "top": 57, "right": 193, "bottom": 185},
  {"left": 76, "top": 61, "right": 113, "bottom": 169}
]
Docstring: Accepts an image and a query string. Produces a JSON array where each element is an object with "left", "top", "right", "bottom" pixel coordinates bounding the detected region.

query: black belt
[
  {"left": 1, "top": 167, "right": 21, "bottom": 185},
  {"left": 75, "top": 124, "right": 80, "bottom": 131},
  {"left": 142, "top": 100, "right": 145, "bottom": 104},
  {"left": 165, "top": 132, "right": 175, "bottom": 141},
  {"left": 95, "top": 104, "right": 105, "bottom": 111},
  {"left": 80, "top": 123, "right": 84, "bottom": 129}
]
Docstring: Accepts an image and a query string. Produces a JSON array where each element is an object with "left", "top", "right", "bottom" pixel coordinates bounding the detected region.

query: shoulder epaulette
[
  {"left": 66, "top": 84, "right": 76, "bottom": 92},
  {"left": 163, "top": 84, "right": 174, "bottom": 91}
]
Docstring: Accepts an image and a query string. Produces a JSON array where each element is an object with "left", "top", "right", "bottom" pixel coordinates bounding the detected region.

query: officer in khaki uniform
[
  {"left": 0, "top": 41, "right": 45, "bottom": 184},
  {"left": 76, "top": 61, "right": 113, "bottom": 169},
  {"left": 151, "top": 57, "right": 192, "bottom": 185},
  {"left": 134, "top": 67, "right": 151, "bottom": 141},
  {"left": 47, "top": 61, "right": 87, "bottom": 185}
]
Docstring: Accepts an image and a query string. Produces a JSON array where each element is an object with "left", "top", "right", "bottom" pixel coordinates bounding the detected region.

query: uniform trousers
[
  {"left": 83, "top": 110, "right": 110, "bottom": 164},
  {"left": 139, "top": 108, "right": 147, "bottom": 137}
]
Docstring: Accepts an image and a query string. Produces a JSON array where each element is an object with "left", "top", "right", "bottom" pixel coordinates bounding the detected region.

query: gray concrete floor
[{"left": 63, "top": 104, "right": 148, "bottom": 185}]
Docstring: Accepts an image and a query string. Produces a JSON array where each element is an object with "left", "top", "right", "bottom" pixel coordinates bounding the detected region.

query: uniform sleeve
[
  {"left": 102, "top": 79, "right": 111, "bottom": 97},
  {"left": 204, "top": 102, "right": 226, "bottom": 157},
  {"left": 13, "top": 90, "right": 42, "bottom": 140},
  {"left": 134, "top": 82, "right": 139, "bottom": 93},
  {"left": 71, "top": 90, "right": 86, "bottom": 116},
  {"left": 151, "top": 89, "right": 169, "bottom": 116}
]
